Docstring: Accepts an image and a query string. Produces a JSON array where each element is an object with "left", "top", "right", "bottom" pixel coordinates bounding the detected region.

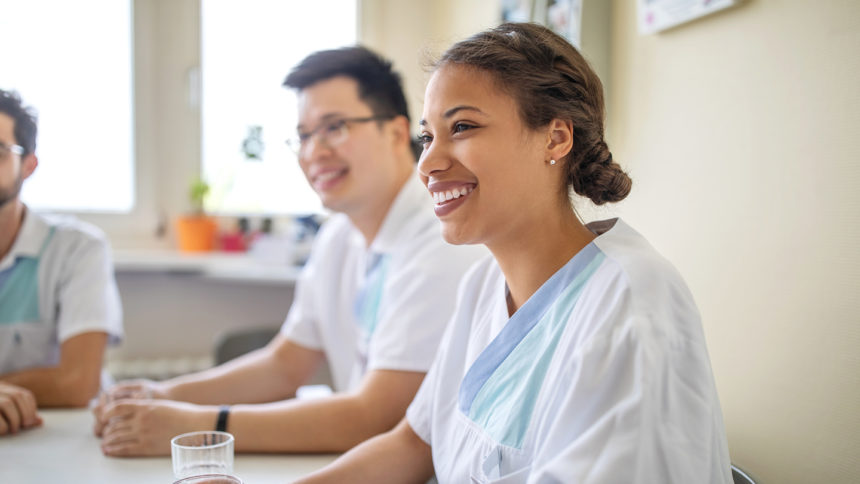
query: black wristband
[{"left": 215, "top": 405, "right": 230, "bottom": 432}]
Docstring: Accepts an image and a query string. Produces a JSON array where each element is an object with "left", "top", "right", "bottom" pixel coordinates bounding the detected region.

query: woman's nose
[{"left": 417, "top": 141, "right": 451, "bottom": 178}]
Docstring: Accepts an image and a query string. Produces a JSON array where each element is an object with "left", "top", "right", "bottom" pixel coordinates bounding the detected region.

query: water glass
[
  {"left": 172, "top": 474, "right": 243, "bottom": 484},
  {"left": 171, "top": 431, "right": 235, "bottom": 479}
]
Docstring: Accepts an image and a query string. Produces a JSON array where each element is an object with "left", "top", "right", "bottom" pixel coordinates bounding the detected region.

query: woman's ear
[{"left": 545, "top": 119, "right": 573, "bottom": 162}]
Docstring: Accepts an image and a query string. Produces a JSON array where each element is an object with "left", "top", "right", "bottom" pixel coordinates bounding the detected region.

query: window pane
[
  {"left": 1, "top": 0, "right": 134, "bottom": 213},
  {"left": 201, "top": 0, "right": 357, "bottom": 215}
]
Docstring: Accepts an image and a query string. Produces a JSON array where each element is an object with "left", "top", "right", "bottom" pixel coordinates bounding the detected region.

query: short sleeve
[
  {"left": 280, "top": 249, "right": 324, "bottom": 351},
  {"left": 405, "top": 327, "right": 446, "bottom": 445},
  {"left": 366, "top": 242, "right": 485, "bottom": 373},
  {"left": 55, "top": 232, "right": 122, "bottom": 343}
]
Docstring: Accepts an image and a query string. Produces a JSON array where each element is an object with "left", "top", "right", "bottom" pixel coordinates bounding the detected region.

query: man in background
[
  {"left": 94, "top": 46, "right": 486, "bottom": 455},
  {"left": 0, "top": 89, "right": 123, "bottom": 436}
]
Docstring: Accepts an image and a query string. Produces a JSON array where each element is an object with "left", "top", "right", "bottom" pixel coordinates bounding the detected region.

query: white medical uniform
[
  {"left": 0, "top": 210, "right": 123, "bottom": 374},
  {"left": 281, "top": 173, "right": 487, "bottom": 392},
  {"left": 407, "top": 219, "right": 732, "bottom": 484}
]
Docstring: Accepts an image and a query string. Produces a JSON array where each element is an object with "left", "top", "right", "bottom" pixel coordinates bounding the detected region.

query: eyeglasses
[
  {"left": 0, "top": 143, "right": 24, "bottom": 161},
  {"left": 286, "top": 115, "right": 393, "bottom": 157}
]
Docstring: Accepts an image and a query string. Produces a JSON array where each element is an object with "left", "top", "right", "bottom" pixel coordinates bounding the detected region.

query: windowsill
[{"left": 113, "top": 249, "right": 302, "bottom": 285}]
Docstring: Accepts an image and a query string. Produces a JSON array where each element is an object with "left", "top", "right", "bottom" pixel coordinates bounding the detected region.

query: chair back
[
  {"left": 213, "top": 326, "right": 333, "bottom": 387},
  {"left": 731, "top": 464, "right": 757, "bottom": 484},
  {"left": 214, "top": 327, "right": 280, "bottom": 365}
]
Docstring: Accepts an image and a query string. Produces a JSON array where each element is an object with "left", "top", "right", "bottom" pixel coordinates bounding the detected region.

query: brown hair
[{"left": 436, "top": 22, "right": 631, "bottom": 205}]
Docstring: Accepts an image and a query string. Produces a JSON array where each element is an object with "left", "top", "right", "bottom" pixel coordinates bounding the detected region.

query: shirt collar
[
  {"left": 0, "top": 208, "right": 51, "bottom": 267},
  {"left": 368, "top": 170, "right": 433, "bottom": 255}
]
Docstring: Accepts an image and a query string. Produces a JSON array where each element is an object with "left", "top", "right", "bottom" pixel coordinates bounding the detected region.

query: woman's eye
[
  {"left": 453, "top": 122, "right": 476, "bottom": 134},
  {"left": 416, "top": 134, "right": 433, "bottom": 145}
]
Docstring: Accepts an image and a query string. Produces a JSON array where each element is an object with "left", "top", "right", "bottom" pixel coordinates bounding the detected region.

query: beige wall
[
  {"left": 359, "top": 0, "right": 501, "bottom": 128},
  {"left": 608, "top": 1, "right": 860, "bottom": 482},
  {"left": 359, "top": 0, "right": 612, "bottom": 139}
]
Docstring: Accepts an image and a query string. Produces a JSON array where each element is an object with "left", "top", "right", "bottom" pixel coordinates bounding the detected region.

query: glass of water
[
  {"left": 171, "top": 431, "right": 235, "bottom": 479},
  {"left": 172, "top": 475, "right": 243, "bottom": 484}
]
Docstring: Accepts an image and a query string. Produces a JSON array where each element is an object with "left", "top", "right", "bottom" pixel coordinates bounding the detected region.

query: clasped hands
[{"left": 91, "top": 380, "right": 211, "bottom": 457}]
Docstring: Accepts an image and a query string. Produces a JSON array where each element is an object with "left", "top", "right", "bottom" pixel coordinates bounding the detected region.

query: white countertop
[
  {"left": 113, "top": 249, "right": 303, "bottom": 285},
  {"left": 0, "top": 409, "right": 337, "bottom": 483}
]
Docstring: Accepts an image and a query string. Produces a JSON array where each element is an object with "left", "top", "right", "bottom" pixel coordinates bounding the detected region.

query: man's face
[
  {"left": 294, "top": 76, "right": 403, "bottom": 217},
  {"left": 0, "top": 113, "right": 32, "bottom": 208}
]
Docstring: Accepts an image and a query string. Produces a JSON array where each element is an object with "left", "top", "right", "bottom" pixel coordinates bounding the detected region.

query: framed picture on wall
[
  {"left": 638, "top": 0, "right": 740, "bottom": 34},
  {"left": 501, "top": 0, "right": 583, "bottom": 48}
]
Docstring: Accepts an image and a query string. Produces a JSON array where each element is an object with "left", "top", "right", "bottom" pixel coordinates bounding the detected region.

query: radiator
[{"left": 106, "top": 356, "right": 214, "bottom": 382}]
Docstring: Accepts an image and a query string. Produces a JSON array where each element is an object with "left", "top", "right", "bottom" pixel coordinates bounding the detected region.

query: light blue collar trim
[{"left": 458, "top": 242, "right": 601, "bottom": 415}]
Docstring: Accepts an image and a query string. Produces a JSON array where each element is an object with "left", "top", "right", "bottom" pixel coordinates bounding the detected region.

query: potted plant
[{"left": 175, "top": 178, "right": 218, "bottom": 252}]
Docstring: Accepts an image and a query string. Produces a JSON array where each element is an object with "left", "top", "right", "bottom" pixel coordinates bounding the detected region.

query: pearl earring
[{"left": 550, "top": 159, "right": 556, "bottom": 165}]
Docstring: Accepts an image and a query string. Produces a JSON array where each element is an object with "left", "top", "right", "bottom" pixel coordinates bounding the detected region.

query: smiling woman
[{"left": 295, "top": 22, "right": 731, "bottom": 484}]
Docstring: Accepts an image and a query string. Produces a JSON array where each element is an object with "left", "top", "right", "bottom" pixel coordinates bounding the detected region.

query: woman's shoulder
[
  {"left": 584, "top": 219, "right": 702, "bottom": 342},
  {"left": 590, "top": 218, "right": 690, "bottom": 292}
]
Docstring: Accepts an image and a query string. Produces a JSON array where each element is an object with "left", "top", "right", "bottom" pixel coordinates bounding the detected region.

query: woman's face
[{"left": 418, "top": 64, "right": 559, "bottom": 247}]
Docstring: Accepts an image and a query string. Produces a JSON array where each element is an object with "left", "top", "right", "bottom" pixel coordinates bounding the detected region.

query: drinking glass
[
  {"left": 172, "top": 474, "right": 243, "bottom": 484},
  {"left": 171, "top": 431, "right": 235, "bottom": 479}
]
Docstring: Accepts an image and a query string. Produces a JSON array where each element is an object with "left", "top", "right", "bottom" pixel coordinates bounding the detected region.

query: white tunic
[
  {"left": 281, "top": 173, "right": 488, "bottom": 392},
  {"left": 407, "top": 219, "right": 731, "bottom": 484},
  {"left": 0, "top": 210, "right": 123, "bottom": 374}
]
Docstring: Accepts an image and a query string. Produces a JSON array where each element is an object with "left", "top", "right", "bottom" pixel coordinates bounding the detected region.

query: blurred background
[{"left": 1, "top": 1, "right": 858, "bottom": 482}]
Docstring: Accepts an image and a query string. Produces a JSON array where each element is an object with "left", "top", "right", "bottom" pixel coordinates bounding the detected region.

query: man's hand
[
  {"left": 91, "top": 379, "right": 171, "bottom": 437},
  {"left": 99, "top": 399, "right": 214, "bottom": 457},
  {"left": 0, "top": 382, "right": 42, "bottom": 436},
  {"left": 107, "top": 379, "right": 168, "bottom": 400}
]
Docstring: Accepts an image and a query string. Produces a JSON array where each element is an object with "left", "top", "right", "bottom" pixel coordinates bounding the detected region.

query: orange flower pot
[{"left": 175, "top": 215, "right": 218, "bottom": 252}]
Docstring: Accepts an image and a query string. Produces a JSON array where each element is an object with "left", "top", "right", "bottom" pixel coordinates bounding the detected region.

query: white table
[{"left": 0, "top": 409, "right": 338, "bottom": 483}]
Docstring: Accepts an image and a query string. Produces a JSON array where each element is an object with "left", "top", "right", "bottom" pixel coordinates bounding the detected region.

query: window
[
  {"left": 1, "top": 0, "right": 134, "bottom": 213},
  {"left": 201, "top": 0, "right": 357, "bottom": 215}
]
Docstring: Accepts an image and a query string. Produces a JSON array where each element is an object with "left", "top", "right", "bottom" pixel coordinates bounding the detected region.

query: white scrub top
[
  {"left": 281, "top": 172, "right": 488, "bottom": 392},
  {"left": 0, "top": 210, "right": 123, "bottom": 374},
  {"left": 407, "top": 219, "right": 732, "bottom": 484}
]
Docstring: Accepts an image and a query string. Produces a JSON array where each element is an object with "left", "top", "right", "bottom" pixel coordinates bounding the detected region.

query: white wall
[{"left": 608, "top": 1, "right": 860, "bottom": 482}]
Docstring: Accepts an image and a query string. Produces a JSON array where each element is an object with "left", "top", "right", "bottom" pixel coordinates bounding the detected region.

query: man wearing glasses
[
  {"left": 95, "top": 47, "right": 486, "bottom": 456},
  {"left": 0, "top": 89, "right": 123, "bottom": 436}
]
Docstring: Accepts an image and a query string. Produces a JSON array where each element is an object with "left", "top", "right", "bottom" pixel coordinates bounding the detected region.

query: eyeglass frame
[
  {"left": 0, "top": 142, "right": 24, "bottom": 161},
  {"left": 286, "top": 114, "right": 394, "bottom": 157}
]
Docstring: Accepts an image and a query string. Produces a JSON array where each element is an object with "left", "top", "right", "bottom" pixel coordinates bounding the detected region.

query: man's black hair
[
  {"left": 0, "top": 89, "right": 38, "bottom": 156},
  {"left": 283, "top": 46, "right": 411, "bottom": 124}
]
